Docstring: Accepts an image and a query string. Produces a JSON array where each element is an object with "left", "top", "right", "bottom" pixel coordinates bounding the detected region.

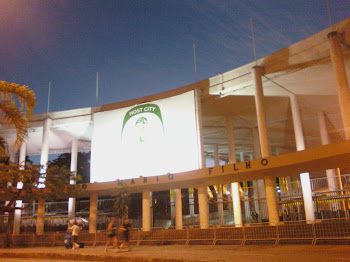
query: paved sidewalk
[{"left": 0, "top": 245, "right": 350, "bottom": 262}]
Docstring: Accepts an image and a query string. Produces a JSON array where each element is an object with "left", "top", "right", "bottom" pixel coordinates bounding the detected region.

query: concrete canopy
[
  {"left": 203, "top": 18, "right": 350, "bottom": 163},
  {"left": 1, "top": 108, "right": 93, "bottom": 157}
]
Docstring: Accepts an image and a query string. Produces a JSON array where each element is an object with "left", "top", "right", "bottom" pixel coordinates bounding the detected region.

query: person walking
[
  {"left": 105, "top": 217, "right": 119, "bottom": 252},
  {"left": 64, "top": 221, "right": 73, "bottom": 249},
  {"left": 119, "top": 218, "right": 132, "bottom": 251},
  {"left": 70, "top": 220, "right": 81, "bottom": 250}
]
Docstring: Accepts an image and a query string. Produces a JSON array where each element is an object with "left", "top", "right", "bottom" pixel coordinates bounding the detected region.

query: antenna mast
[
  {"left": 96, "top": 72, "right": 99, "bottom": 106},
  {"left": 192, "top": 38, "right": 198, "bottom": 82},
  {"left": 250, "top": 18, "right": 258, "bottom": 65},
  {"left": 47, "top": 81, "right": 51, "bottom": 114},
  {"left": 326, "top": 0, "right": 334, "bottom": 27}
]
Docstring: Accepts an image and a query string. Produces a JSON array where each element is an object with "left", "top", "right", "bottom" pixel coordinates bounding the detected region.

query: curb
[{"left": 0, "top": 251, "right": 186, "bottom": 262}]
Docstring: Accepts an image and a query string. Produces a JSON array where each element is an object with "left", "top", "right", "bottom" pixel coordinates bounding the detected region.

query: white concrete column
[
  {"left": 239, "top": 152, "right": 244, "bottom": 162},
  {"left": 240, "top": 152, "right": 251, "bottom": 224},
  {"left": 226, "top": 184, "right": 233, "bottom": 211},
  {"left": 290, "top": 95, "right": 305, "bottom": 151},
  {"left": 252, "top": 130, "right": 263, "bottom": 220},
  {"left": 70, "top": 139, "right": 78, "bottom": 180},
  {"left": 252, "top": 127, "right": 261, "bottom": 159},
  {"left": 243, "top": 193, "right": 250, "bottom": 223},
  {"left": 68, "top": 139, "right": 78, "bottom": 220},
  {"left": 174, "top": 189, "right": 183, "bottom": 229},
  {"left": 250, "top": 154, "right": 260, "bottom": 219},
  {"left": 252, "top": 127, "right": 266, "bottom": 199},
  {"left": 19, "top": 142, "right": 26, "bottom": 169},
  {"left": 264, "top": 175, "right": 279, "bottom": 223},
  {"left": 170, "top": 189, "right": 175, "bottom": 226},
  {"left": 13, "top": 200, "right": 22, "bottom": 235},
  {"left": 290, "top": 94, "right": 315, "bottom": 222},
  {"left": 36, "top": 198, "right": 45, "bottom": 234},
  {"left": 253, "top": 67, "right": 270, "bottom": 157},
  {"left": 226, "top": 116, "right": 236, "bottom": 163},
  {"left": 328, "top": 31, "right": 350, "bottom": 140},
  {"left": 231, "top": 183, "right": 242, "bottom": 226},
  {"left": 197, "top": 185, "right": 209, "bottom": 229},
  {"left": 142, "top": 190, "right": 151, "bottom": 231},
  {"left": 253, "top": 66, "right": 279, "bottom": 225},
  {"left": 40, "top": 117, "right": 52, "bottom": 170},
  {"left": 225, "top": 116, "right": 243, "bottom": 226},
  {"left": 188, "top": 188, "right": 195, "bottom": 217},
  {"left": 39, "top": 117, "right": 52, "bottom": 188},
  {"left": 89, "top": 193, "right": 98, "bottom": 233},
  {"left": 217, "top": 184, "right": 224, "bottom": 225},
  {"left": 318, "top": 111, "right": 340, "bottom": 191},
  {"left": 214, "top": 144, "right": 224, "bottom": 225},
  {"left": 150, "top": 192, "right": 153, "bottom": 227},
  {"left": 13, "top": 142, "right": 27, "bottom": 235}
]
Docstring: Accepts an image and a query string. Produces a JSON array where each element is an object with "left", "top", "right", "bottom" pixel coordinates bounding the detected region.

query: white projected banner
[{"left": 91, "top": 91, "right": 200, "bottom": 182}]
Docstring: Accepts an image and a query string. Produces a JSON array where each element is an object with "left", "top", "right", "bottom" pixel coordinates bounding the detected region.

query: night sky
[{"left": 1, "top": 0, "right": 349, "bottom": 114}]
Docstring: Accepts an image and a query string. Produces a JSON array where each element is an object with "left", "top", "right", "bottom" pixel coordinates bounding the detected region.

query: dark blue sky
[{"left": 1, "top": 0, "right": 349, "bottom": 114}]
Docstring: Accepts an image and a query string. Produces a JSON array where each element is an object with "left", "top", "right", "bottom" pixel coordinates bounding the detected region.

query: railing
[
  {"left": 2, "top": 218, "right": 349, "bottom": 247},
  {"left": 241, "top": 174, "right": 350, "bottom": 197},
  {"left": 311, "top": 174, "right": 350, "bottom": 192},
  {"left": 276, "top": 220, "right": 314, "bottom": 245},
  {"left": 187, "top": 225, "right": 216, "bottom": 245},
  {"left": 243, "top": 222, "right": 278, "bottom": 245}
]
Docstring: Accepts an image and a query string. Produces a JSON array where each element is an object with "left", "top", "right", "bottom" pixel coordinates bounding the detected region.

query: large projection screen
[{"left": 90, "top": 91, "right": 200, "bottom": 182}]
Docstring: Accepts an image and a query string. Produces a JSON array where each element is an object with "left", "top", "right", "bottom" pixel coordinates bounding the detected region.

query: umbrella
[
  {"left": 69, "top": 217, "right": 88, "bottom": 225},
  {"left": 75, "top": 217, "right": 88, "bottom": 223}
]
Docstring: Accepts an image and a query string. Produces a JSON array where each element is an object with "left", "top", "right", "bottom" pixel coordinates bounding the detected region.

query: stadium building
[{"left": 1, "top": 17, "right": 350, "bottom": 235}]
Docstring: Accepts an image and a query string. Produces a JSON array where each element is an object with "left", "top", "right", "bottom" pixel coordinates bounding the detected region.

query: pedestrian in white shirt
[{"left": 70, "top": 221, "right": 80, "bottom": 249}]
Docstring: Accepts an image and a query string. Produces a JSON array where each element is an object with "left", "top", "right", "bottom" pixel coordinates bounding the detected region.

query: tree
[
  {"left": 0, "top": 81, "right": 36, "bottom": 247},
  {"left": 0, "top": 163, "right": 82, "bottom": 247},
  {"left": 48, "top": 152, "right": 91, "bottom": 183},
  {"left": 0, "top": 81, "right": 36, "bottom": 156},
  {"left": 113, "top": 186, "right": 130, "bottom": 225},
  {"left": 0, "top": 81, "right": 83, "bottom": 247}
]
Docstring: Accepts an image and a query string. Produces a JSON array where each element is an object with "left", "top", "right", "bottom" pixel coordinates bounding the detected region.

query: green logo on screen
[{"left": 121, "top": 104, "right": 164, "bottom": 143}]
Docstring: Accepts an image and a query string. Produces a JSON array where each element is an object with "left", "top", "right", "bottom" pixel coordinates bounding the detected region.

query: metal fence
[
  {"left": 1, "top": 218, "right": 349, "bottom": 247},
  {"left": 2, "top": 175, "right": 350, "bottom": 234}
]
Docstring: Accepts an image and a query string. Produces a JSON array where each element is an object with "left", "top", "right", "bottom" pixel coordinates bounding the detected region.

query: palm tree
[
  {"left": 0, "top": 81, "right": 36, "bottom": 156},
  {"left": 0, "top": 81, "right": 83, "bottom": 248},
  {"left": 113, "top": 186, "right": 130, "bottom": 226},
  {"left": 0, "top": 81, "right": 36, "bottom": 247}
]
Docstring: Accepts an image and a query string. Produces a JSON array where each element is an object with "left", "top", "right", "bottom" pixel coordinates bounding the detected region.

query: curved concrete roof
[{"left": 0, "top": 17, "right": 349, "bottom": 178}]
